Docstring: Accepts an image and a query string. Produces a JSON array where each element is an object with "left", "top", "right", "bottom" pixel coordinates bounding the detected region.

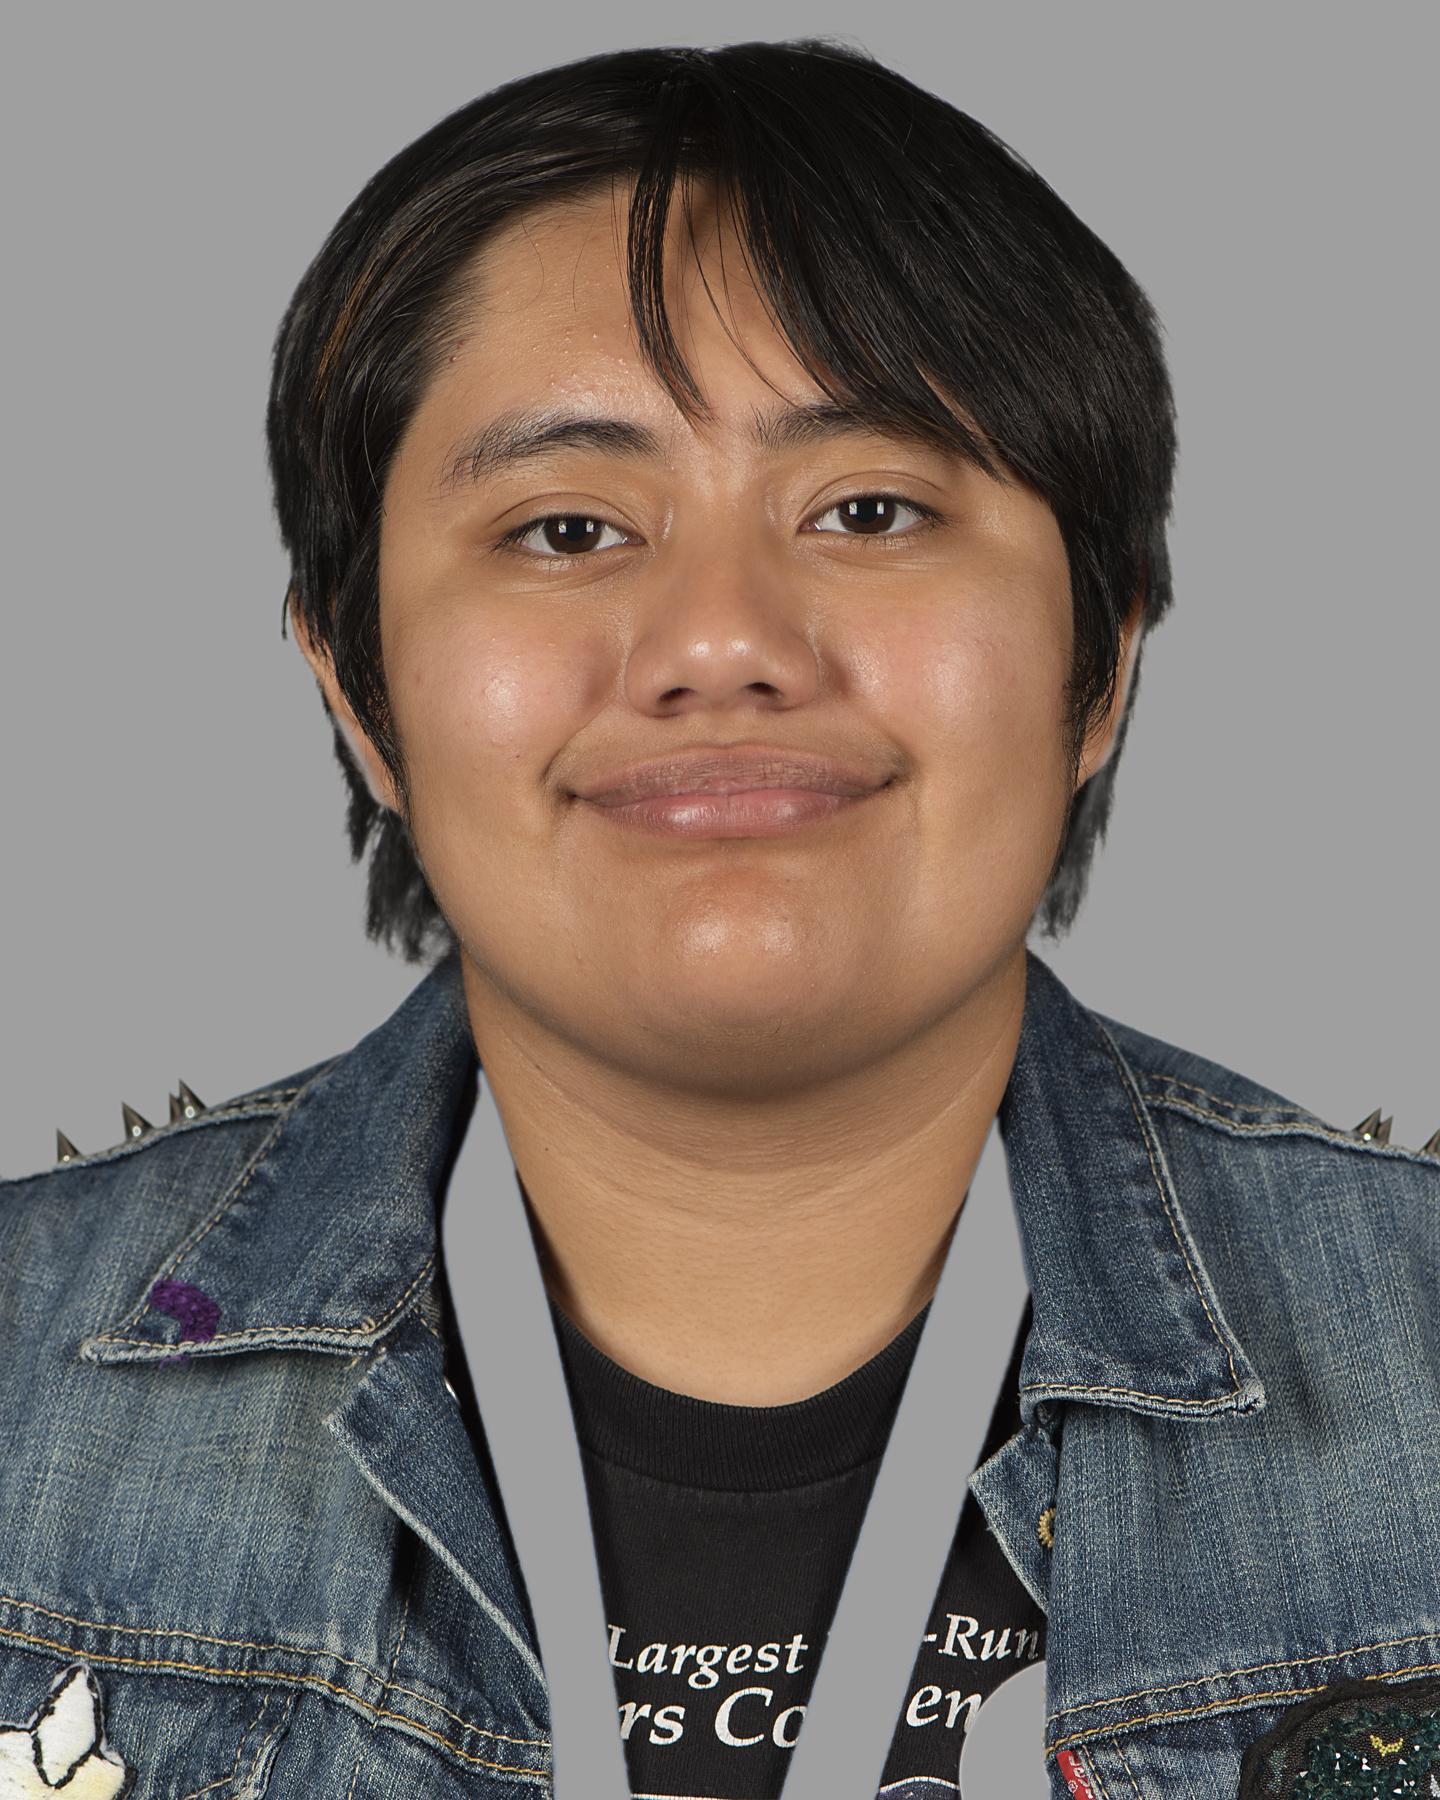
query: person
[{"left": 2, "top": 36, "right": 1436, "bottom": 1800}]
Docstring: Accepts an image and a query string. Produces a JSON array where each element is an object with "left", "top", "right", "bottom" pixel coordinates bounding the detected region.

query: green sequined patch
[{"left": 1237, "top": 1671, "right": 1440, "bottom": 1798}]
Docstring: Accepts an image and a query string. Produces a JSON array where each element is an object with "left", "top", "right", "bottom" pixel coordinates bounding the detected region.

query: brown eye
[
  {"left": 810, "top": 494, "right": 939, "bottom": 538},
  {"left": 493, "top": 491, "right": 942, "bottom": 565},
  {"left": 497, "top": 514, "right": 630, "bottom": 557}
]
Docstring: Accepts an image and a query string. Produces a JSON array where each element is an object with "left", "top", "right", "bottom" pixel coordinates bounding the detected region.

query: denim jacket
[{"left": 2, "top": 947, "right": 1437, "bottom": 1800}]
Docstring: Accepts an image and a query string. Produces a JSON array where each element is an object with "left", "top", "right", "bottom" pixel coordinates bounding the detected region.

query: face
[{"left": 295, "top": 178, "right": 1139, "bottom": 1102}]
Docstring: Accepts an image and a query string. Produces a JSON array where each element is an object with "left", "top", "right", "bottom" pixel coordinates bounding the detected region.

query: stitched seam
[
  {"left": 1017, "top": 1378, "right": 1238, "bottom": 1406},
  {"left": 0, "top": 1625, "right": 548, "bottom": 1774},
  {"left": 345, "top": 1580, "right": 415, "bottom": 1800},
  {"left": 0, "top": 1612, "right": 543, "bottom": 1749},
  {"left": 174, "top": 1690, "right": 271, "bottom": 1800},
  {"left": 91, "top": 1256, "right": 436, "bottom": 1349},
  {"left": 1087, "top": 1742, "right": 1116, "bottom": 1800},
  {"left": 1113, "top": 1740, "right": 1144, "bottom": 1799},
  {"left": 1044, "top": 1635, "right": 1440, "bottom": 1742},
  {"left": 239, "top": 1692, "right": 295, "bottom": 1795},
  {"left": 1140, "top": 1092, "right": 1440, "bottom": 1168},
  {"left": 3, "top": 1102, "right": 298, "bottom": 1190},
  {"left": 1046, "top": 1631, "right": 1440, "bottom": 1722},
  {"left": 93, "top": 1106, "right": 299, "bottom": 1336},
  {"left": 87, "top": 1063, "right": 399, "bottom": 1339},
  {"left": 1132, "top": 1074, "right": 1315, "bottom": 1116},
  {"left": 1088, "top": 1021, "right": 1245, "bottom": 1396},
  {"left": 1049, "top": 1664, "right": 1440, "bottom": 1752}
]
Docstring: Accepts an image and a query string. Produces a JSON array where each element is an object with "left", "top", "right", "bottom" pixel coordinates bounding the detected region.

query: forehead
[
  {"left": 396, "top": 179, "right": 1008, "bottom": 501},
  {"left": 450, "top": 178, "right": 792, "bottom": 383}
]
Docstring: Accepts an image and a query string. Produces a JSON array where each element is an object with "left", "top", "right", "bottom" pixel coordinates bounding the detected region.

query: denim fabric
[{"left": 1, "top": 947, "right": 1436, "bottom": 1800}]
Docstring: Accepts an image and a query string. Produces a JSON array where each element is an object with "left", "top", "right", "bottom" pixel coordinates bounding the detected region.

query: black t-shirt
[{"left": 439, "top": 1271, "right": 1045, "bottom": 1800}]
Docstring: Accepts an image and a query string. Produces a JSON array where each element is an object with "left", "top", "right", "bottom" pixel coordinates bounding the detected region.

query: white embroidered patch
[{"left": 0, "top": 1662, "right": 134, "bottom": 1798}]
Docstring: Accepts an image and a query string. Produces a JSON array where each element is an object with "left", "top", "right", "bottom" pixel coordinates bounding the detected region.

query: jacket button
[{"left": 1036, "top": 1505, "right": 1056, "bottom": 1550}]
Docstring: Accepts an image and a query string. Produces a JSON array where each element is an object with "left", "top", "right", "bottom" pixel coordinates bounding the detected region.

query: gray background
[{"left": 3, "top": 2, "right": 1435, "bottom": 1179}]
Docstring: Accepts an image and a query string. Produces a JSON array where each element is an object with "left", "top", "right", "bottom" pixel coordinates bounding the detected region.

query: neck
[{"left": 459, "top": 946, "right": 1027, "bottom": 1406}]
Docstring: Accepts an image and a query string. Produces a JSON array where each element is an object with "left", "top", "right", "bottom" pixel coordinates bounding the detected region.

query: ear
[
  {"left": 1075, "top": 590, "right": 1147, "bottom": 787},
  {"left": 288, "top": 592, "right": 402, "bottom": 814}
]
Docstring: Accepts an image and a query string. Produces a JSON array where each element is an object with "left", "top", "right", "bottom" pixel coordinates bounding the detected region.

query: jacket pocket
[
  {"left": 1061, "top": 1670, "right": 1440, "bottom": 1800},
  {"left": 1236, "top": 1671, "right": 1440, "bottom": 1798},
  {"left": 0, "top": 1647, "right": 296, "bottom": 1800}
]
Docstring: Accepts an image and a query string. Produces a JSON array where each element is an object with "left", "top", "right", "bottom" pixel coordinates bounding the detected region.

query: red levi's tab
[
  {"left": 1236, "top": 1671, "right": 1440, "bottom": 1798},
  {"left": 1056, "top": 1747, "right": 1100, "bottom": 1797}
]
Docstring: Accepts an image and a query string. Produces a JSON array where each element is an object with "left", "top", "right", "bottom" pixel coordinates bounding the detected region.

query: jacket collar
[{"left": 82, "top": 948, "right": 1267, "bottom": 1428}]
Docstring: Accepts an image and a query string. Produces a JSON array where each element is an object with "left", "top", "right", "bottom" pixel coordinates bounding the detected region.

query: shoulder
[
  {"left": 1094, "top": 1005, "right": 1440, "bottom": 1218},
  {"left": 0, "top": 1051, "right": 340, "bottom": 1232},
  {"left": 0, "top": 1052, "right": 349, "bottom": 1390}
]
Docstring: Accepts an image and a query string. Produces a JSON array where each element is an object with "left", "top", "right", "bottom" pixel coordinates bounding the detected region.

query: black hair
[{"left": 266, "top": 35, "right": 1176, "bottom": 964}]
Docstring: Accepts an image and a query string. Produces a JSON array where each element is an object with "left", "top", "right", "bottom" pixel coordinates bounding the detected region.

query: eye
[
  {"left": 495, "top": 514, "right": 634, "bottom": 559},
  {"left": 809, "top": 492, "right": 942, "bottom": 540},
  {"left": 492, "top": 492, "right": 943, "bottom": 563}
]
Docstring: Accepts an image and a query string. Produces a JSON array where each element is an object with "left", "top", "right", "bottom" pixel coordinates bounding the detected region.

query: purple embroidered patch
[{"left": 149, "top": 1278, "right": 219, "bottom": 1366}]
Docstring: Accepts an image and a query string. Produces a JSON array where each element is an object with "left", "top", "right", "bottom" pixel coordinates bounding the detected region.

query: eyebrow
[{"left": 434, "top": 400, "right": 944, "bottom": 496}]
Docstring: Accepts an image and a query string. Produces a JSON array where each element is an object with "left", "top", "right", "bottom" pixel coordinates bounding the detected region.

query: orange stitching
[
  {"left": 1113, "top": 1740, "right": 1145, "bottom": 1799},
  {"left": 1046, "top": 1631, "right": 1440, "bottom": 1723},
  {"left": 0, "top": 1624, "right": 548, "bottom": 1775},
  {"left": 1045, "top": 1649, "right": 1440, "bottom": 1751},
  {"left": 1049, "top": 1666, "right": 1440, "bottom": 1752},
  {"left": 1094, "top": 1753, "right": 1119, "bottom": 1800},
  {"left": 345, "top": 1574, "right": 416, "bottom": 1800},
  {"left": 0, "top": 1607, "right": 545, "bottom": 1749}
]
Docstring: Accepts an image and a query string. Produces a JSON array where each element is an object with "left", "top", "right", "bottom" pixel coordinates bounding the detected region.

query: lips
[{"left": 574, "top": 745, "right": 890, "bottom": 807}]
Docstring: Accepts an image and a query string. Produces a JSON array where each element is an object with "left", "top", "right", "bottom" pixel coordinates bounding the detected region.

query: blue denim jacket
[{"left": 2, "top": 947, "right": 1437, "bottom": 1800}]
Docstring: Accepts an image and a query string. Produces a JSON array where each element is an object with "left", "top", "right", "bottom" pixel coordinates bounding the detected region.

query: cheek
[
  {"left": 387, "top": 616, "right": 586, "bottom": 813},
  {"left": 889, "top": 616, "right": 1069, "bottom": 812}
]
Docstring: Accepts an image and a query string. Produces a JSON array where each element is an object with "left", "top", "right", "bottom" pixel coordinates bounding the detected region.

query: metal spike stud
[
  {"left": 175, "top": 1079, "right": 207, "bottom": 1120},
  {"left": 120, "top": 1102, "right": 154, "bottom": 1142},
  {"left": 56, "top": 1130, "right": 81, "bottom": 1164},
  {"left": 168, "top": 1093, "right": 184, "bottom": 1124},
  {"left": 1421, "top": 1127, "right": 1440, "bottom": 1157},
  {"left": 1374, "top": 1114, "right": 1393, "bottom": 1145},
  {"left": 1353, "top": 1108, "right": 1384, "bottom": 1140}
]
